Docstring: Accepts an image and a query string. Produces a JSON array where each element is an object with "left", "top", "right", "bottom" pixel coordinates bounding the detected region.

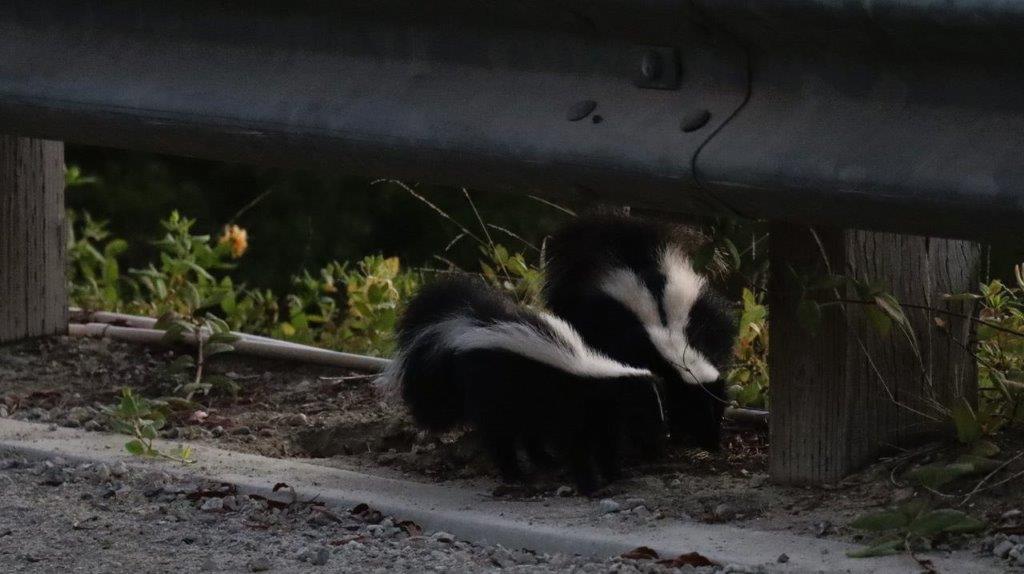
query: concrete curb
[{"left": 0, "top": 418, "right": 997, "bottom": 573}]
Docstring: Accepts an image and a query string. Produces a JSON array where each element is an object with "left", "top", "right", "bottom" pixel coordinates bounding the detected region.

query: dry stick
[
  {"left": 68, "top": 323, "right": 390, "bottom": 372},
  {"left": 961, "top": 450, "right": 1024, "bottom": 506},
  {"left": 486, "top": 223, "right": 539, "bottom": 253},
  {"left": 831, "top": 298, "right": 1024, "bottom": 339},
  {"left": 526, "top": 194, "right": 576, "bottom": 217}
]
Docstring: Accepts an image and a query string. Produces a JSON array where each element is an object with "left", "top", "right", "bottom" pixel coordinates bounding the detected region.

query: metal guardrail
[{"left": 1, "top": 1, "right": 1022, "bottom": 239}]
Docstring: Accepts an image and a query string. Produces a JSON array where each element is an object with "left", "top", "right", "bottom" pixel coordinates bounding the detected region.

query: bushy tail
[{"left": 376, "top": 275, "right": 497, "bottom": 431}]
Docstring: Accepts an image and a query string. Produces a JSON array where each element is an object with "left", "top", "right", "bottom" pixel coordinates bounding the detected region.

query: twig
[
  {"left": 962, "top": 450, "right": 1024, "bottom": 505},
  {"left": 228, "top": 188, "right": 274, "bottom": 223},
  {"left": 527, "top": 194, "right": 576, "bottom": 216},
  {"left": 831, "top": 298, "right": 1024, "bottom": 338}
]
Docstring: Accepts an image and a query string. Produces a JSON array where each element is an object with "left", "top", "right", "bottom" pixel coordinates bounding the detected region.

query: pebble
[
  {"left": 994, "top": 540, "right": 1015, "bottom": 558},
  {"left": 714, "top": 503, "right": 738, "bottom": 520},
  {"left": 222, "top": 495, "right": 238, "bottom": 511},
  {"left": 777, "top": 553, "right": 790, "bottom": 563},
  {"left": 111, "top": 461, "right": 128, "bottom": 478},
  {"left": 598, "top": 499, "right": 621, "bottom": 514},
  {"left": 211, "top": 426, "right": 225, "bottom": 438},
  {"left": 84, "top": 420, "right": 102, "bottom": 431},
  {"left": 310, "top": 548, "right": 330, "bottom": 566},
  {"left": 431, "top": 531, "right": 455, "bottom": 544},
  {"left": 285, "top": 413, "right": 309, "bottom": 426},
  {"left": 93, "top": 463, "right": 111, "bottom": 482},
  {"left": 670, "top": 479, "right": 683, "bottom": 487},
  {"left": 624, "top": 498, "right": 646, "bottom": 510},
  {"left": 258, "top": 428, "right": 275, "bottom": 437},
  {"left": 200, "top": 498, "right": 224, "bottom": 512},
  {"left": 232, "top": 426, "right": 253, "bottom": 436},
  {"left": 0, "top": 405, "right": 8, "bottom": 417},
  {"left": 66, "top": 406, "right": 95, "bottom": 426},
  {"left": 555, "top": 485, "right": 573, "bottom": 497}
]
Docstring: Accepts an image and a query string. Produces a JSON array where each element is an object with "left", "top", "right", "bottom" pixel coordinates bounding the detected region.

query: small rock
[
  {"left": 1009, "top": 544, "right": 1024, "bottom": 563},
  {"left": 40, "top": 468, "right": 66, "bottom": 486},
  {"left": 555, "top": 485, "right": 573, "bottom": 497},
  {"left": 598, "top": 499, "right": 621, "bottom": 514},
  {"left": 248, "top": 557, "right": 271, "bottom": 572},
  {"left": 890, "top": 487, "right": 916, "bottom": 504},
  {"left": 258, "top": 428, "right": 275, "bottom": 437},
  {"left": 1003, "top": 509, "right": 1022, "bottom": 521},
  {"left": 0, "top": 405, "right": 8, "bottom": 417},
  {"left": 66, "top": 406, "right": 95, "bottom": 426},
  {"left": 93, "top": 463, "right": 111, "bottom": 482},
  {"left": 222, "top": 495, "right": 238, "bottom": 511},
  {"left": 624, "top": 498, "right": 646, "bottom": 510},
  {"left": 83, "top": 420, "right": 102, "bottom": 431},
  {"left": 285, "top": 413, "right": 309, "bottom": 426},
  {"left": 714, "top": 503, "right": 738, "bottom": 520},
  {"left": 110, "top": 461, "right": 128, "bottom": 478},
  {"left": 670, "top": 479, "right": 682, "bottom": 487},
  {"left": 777, "top": 553, "right": 790, "bottom": 563},
  {"left": 211, "top": 426, "right": 225, "bottom": 438},
  {"left": 431, "top": 531, "right": 455, "bottom": 543},
  {"left": 200, "top": 498, "right": 224, "bottom": 512},
  {"left": 310, "top": 548, "right": 330, "bottom": 566},
  {"left": 232, "top": 426, "right": 252, "bottom": 435}
]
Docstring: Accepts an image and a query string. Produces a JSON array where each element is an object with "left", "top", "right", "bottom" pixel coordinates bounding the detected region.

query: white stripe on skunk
[
  {"left": 598, "top": 246, "right": 720, "bottom": 385},
  {"left": 377, "top": 275, "right": 667, "bottom": 493}
]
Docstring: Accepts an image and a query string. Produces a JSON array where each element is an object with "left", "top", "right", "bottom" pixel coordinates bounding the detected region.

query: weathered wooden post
[
  {"left": 0, "top": 136, "right": 66, "bottom": 343},
  {"left": 769, "top": 224, "right": 980, "bottom": 483}
]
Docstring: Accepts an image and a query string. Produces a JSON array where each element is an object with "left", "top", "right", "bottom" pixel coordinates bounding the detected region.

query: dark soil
[{"left": 3, "top": 336, "right": 1024, "bottom": 555}]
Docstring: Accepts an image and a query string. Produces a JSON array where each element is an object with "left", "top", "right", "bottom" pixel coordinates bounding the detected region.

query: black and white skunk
[
  {"left": 378, "top": 275, "right": 666, "bottom": 493},
  {"left": 542, "top": 215, "right": 737, "bottom": 450}
]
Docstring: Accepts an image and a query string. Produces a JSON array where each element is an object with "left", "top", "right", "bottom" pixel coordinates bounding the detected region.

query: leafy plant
[
  {"left": 156, "top": 311, "right": 242, "bottom": 400},
  {"left": 67, "top": 211, "right": 132, "bottom": 310},
  {"left": 727, "top": 288, "right": 769, "bottom": 408},
  {"left": 848, "top": 500, "right": 985, "bottom": 558},
  {"left": 102, "top": 388, "right": 194, "bottom": 462}
]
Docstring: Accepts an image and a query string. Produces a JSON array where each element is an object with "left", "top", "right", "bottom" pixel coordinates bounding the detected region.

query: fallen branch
[{"left": 68, "top": 323, "right": 389, "bottom": 372}]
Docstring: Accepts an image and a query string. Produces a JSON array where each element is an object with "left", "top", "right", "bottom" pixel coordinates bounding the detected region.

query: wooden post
[
  {"left": 0, "top": 136, "right": 66, "bottom": 343},
  {"left": 769, "top": 224, "right": 980, "bottom": 484}
]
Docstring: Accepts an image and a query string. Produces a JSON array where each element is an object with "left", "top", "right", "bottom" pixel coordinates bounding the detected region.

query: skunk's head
[
  {"left": 599, "top": 245, "right": 735, "bottom": 384},
  {"left": 598, "top": 245, "right": 736, "bottom": 447}
]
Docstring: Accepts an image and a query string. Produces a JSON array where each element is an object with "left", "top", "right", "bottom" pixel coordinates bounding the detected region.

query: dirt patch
[{"left": 2, "top": 336, "right": 1024, "bottom": 561}]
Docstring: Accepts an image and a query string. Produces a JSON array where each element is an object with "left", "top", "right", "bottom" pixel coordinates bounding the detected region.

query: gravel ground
[{"left": 0, "top": 453, "right": 734, "bottom": 573}]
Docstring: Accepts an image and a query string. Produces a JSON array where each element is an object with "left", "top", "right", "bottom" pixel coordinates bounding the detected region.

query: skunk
[
  {"left": 378, "top": 275, "right": 666, "bottom": 493},
  {"left": 542, "top": 215, "right": 737, "bottom": 450}
]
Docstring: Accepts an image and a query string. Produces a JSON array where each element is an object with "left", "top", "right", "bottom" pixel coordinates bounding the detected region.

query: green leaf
[
  {"left": 168, "top": 354, "right": 195, "bottom": 373},
  {"left": 898, "top": 499, "right": 930, "bottom": 520},
  {"left": 908, "top": 509, "right": 970, "bottom": 537},
  {"left": 847, "top": 537, "right": 905, "bottom": 558},
  {"left": 161, "top": 322, "right": 187, "bottom": 345},
  {"left": 850, "top": 511, "right": 909, "bottom": 532},
  {"left": 207, "top": 332, "right": 241, "bottom": 345},
  {"left": 125, "top": 440, "right": 146, "bottom": 456},
  {"left": 904, "top": 463, "right": 975, "bottom": 489},
  {"left": 950, "top": 397, "right": 981, "bottom": 445},
  {"left": 864, "top": 307, "right": 893, "bottom": 336},
  {"left": 943, "top": 515, "right": 987, "bottom": 534},
  {"left": 203, "top": 342, "right": 235, "bottom": 357}
]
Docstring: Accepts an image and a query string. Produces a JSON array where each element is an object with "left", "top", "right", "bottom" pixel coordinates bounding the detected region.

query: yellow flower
[{"left": 219, "top": 224, "right": 248, "bottom": 259}]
